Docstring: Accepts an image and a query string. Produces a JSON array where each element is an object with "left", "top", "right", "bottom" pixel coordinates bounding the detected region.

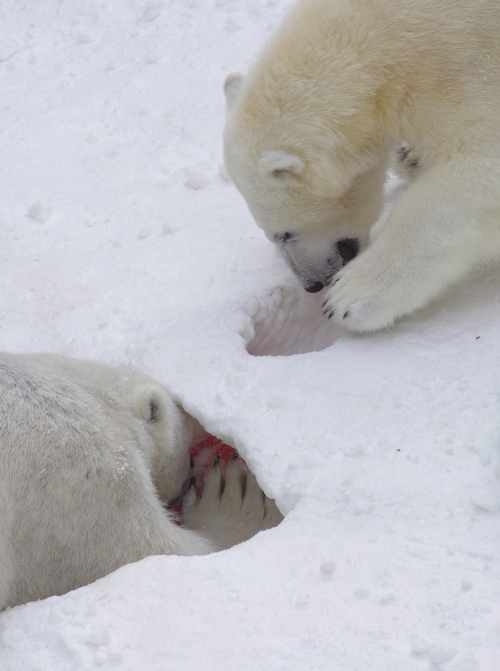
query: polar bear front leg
[
  {"left": 323, "top": 156, "right": 500, "bottom": 332},
  {"left": 183, "top": 455, "right": 283, "bottom": 550}
]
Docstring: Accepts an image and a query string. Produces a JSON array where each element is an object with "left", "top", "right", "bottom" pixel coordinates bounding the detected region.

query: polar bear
[
  {"left": 0, "top": 353, "right": 282, "bottom": 611},
  {"left": 223, "top": 0, "right": 500, "bottom": 332}
]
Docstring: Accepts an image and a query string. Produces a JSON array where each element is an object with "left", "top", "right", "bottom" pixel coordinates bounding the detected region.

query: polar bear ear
[
  {"left": 224, "top": 73, "right": 244, "bottom": 109},
  {"left": 258, "top": 151, "right": 304, "bottom": 183},
  {"left": 134, "top": 386, "right": 166, "bottom": 423}
]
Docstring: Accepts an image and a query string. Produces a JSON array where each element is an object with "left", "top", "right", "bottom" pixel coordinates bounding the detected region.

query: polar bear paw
[
  {"left": 322, "top": 254, "right": 405, "bottom": 332},
  {"left": 182, "top": 454, "right": 282, "bottom": 550}
]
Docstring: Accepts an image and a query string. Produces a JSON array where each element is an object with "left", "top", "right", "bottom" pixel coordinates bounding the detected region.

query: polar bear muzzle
[
  {"left": 279, "top": 234, "right": 360, "bottom": 294},
  {"left": 302, "top": 238, "right": 359, "bottom": 292}
]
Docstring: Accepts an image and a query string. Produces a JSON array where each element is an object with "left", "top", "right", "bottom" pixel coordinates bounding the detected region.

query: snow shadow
[{"left": 244, "top": 286, "right": 339, "bottom": 356}]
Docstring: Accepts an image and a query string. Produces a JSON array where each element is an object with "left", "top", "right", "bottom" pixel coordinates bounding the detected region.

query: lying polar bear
[
  {"left": 224, "top": 0, "right": 500, "bottom": 332},
  {"left": 0, "top": 353, "right": 282, "bottom": 611}
]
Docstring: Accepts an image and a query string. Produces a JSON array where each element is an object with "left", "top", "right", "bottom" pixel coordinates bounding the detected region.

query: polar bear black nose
[
  {"left": 304, "top": 281, "right": 325, "bottom": 293},
  {"left": 337, "top": 238, "right": 360, "bottom": 263}
]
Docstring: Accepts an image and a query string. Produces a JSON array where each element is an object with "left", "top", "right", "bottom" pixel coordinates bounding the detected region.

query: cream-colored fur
[
  {"left": 0, "top": 353, "right": 282, "bottom": 610},
  {"left": 224, "top": 0, "right": 500, "bottom": 331},
  {"left": 183, "top": 455, "right": 283, "bottom": 550}
]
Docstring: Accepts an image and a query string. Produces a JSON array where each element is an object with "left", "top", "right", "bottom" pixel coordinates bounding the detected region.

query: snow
[
  {"left": 27, "top": 202, "right": 53, "bottom": 223},
  {"left": 0, "top": 1, "right": 499, "bottom": 670}
]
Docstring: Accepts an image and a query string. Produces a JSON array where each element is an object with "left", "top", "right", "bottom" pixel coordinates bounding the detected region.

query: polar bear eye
[{"left": 274, "top": 232, "right": 293, "bottom": 243}]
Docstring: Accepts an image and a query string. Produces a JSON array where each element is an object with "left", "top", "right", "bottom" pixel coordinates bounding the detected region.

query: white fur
[
  {"left": 224, "top": 0, "right": 500, "bottom": 331},
  {"left": 0, "top": 353, "right": 282, "bottom": 610}
]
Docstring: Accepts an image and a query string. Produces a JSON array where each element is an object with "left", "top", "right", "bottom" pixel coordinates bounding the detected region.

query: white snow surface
[{"left": 1, "top": 1, "right": 500, "bottom": 670}]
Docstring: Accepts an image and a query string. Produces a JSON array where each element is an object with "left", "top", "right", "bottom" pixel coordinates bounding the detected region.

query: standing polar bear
[
  {"left": 224, "top": 0, "right": 500, "bottom": 332},
  {"left": 0, "top": 353, "right": 282, "bottom": 611}
]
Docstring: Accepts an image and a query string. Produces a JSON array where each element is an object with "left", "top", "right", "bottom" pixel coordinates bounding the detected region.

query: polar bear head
[
  {"left": 91, "top": 369, "right": 193, "bottom": 505},
  {"left": 223, "top": 72, "right": 388, "bottom": 292},
  {"left": 30, "top": 354, "right": 193, "bottom": 506},
  {"left": 131, "top": 382, "right": 193, "bottom": 504}
]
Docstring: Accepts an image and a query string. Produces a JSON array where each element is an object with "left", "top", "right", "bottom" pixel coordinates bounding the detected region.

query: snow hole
[{"left": 244, "top": 285, "right": 340, "bottom": 356}]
